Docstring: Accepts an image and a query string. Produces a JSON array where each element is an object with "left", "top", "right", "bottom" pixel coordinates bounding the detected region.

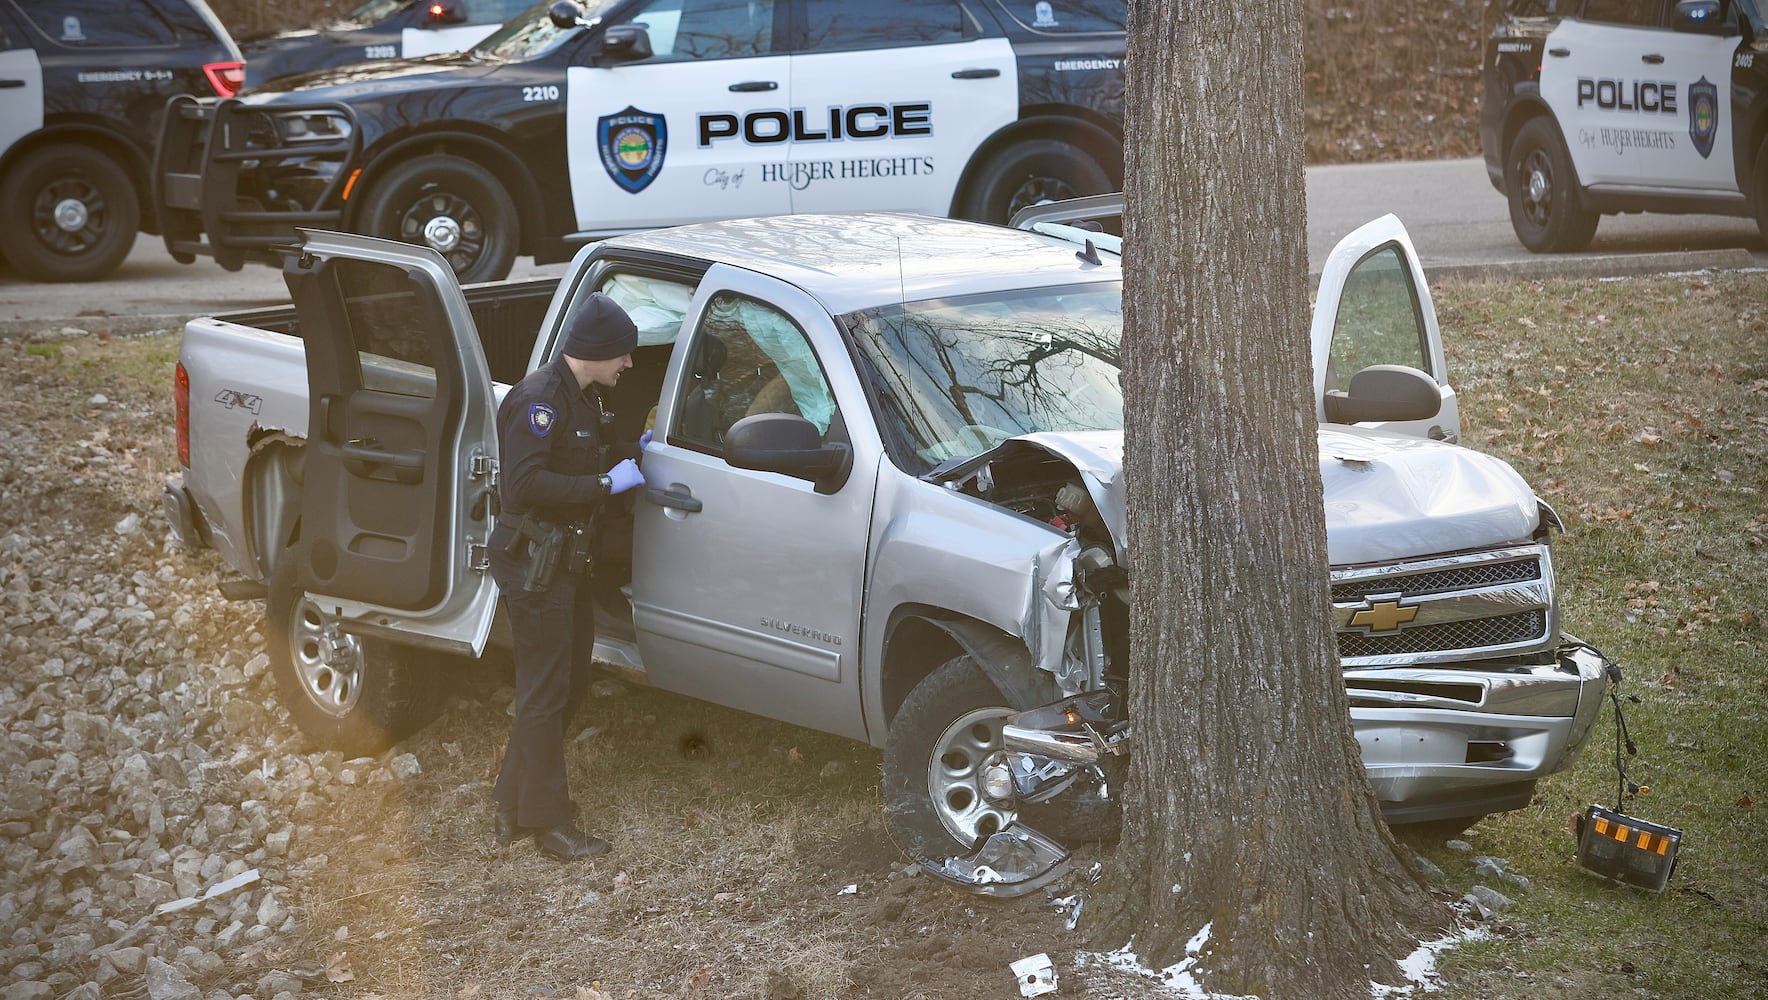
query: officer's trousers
[{"left": 492, "top": 573, "right": 595, "bottom": 830}]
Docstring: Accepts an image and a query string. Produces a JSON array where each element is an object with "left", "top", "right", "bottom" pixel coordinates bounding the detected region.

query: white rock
[
  {"left": 114, "top": 514, "right": 141, "bottom": 535},
  {"left": 389, "top": 753, "right": 421, "bottom": 780},
  {"left": 144, "top": 957, "right": 201, "bottom": 1000}
]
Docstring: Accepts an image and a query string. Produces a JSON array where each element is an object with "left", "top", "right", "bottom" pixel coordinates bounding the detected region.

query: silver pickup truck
[{"left": 162, "top": 208, "right": 1610, "bottom": 894}]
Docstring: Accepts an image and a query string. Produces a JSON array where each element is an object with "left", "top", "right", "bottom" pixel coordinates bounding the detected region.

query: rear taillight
[
  {"left": 203, "top": 61, "right": 245, "bottom": 98},
  {"left": 175, "top": 362, "right": 191, "bottom": 468}
]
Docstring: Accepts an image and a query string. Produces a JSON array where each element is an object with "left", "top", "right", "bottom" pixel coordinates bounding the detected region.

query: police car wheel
[
  {"left": 1505, "top": 118, "right": 1597, "bottom": 254},
  {"left": 266, "top": 552, "right": 439, "bottom": 756},
  {"left": 0, "top": 143, "right": 139, "bottom": 282},
  {"left": 360, "top": 154, "right": 518, "bottom": 284},
  {"left": 957, "top": 139, "right": 1111, "bottom": 225}
]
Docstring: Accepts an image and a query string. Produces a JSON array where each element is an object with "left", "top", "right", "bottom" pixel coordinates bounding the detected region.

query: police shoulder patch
[{"left": 528, "top": 402, "right": 557, "bottom": 437}]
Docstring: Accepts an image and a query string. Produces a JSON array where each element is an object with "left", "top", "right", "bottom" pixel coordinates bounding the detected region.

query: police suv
[
  {"left": 0, "top": 0, "right": 242, "bottom": 281},
  {"left": 242, "top": 0, "right": 529, "bottom": 89},
  {"left": 155, "top": 0, "right": 1127, "bottom": 283},
  {"left": 1481, "top": 0, "right": 1768, "bottom": 252}
]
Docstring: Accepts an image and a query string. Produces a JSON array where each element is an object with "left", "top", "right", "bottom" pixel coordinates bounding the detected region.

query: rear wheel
[
  {"left": 360, "top": 154, "right": 518, "bottom": 283},
  {"left": 0, "top": 143, "right": 139, "bottom": 282},
  {"left": 1506, "top": 117, "right": 1597, "bottom": 253},
  {"left": 957, "top": 139, "right": 1111, "bottom": 225},
  {"left": 266, "top": 554, "right": 439, "bottom": 755}
]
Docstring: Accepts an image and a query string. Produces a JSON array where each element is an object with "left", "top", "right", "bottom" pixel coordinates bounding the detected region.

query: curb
[{"left": 1421, "top": 249, "right": 1760, "bottom": 284}]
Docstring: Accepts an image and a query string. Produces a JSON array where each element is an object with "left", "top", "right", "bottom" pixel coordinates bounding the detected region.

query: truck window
[
  {"left": 335, "top": 259, "right": 442, "bottom": 398},
  {"left": 1326, "top": 245, "right": 1431, "bottom": 392},
  {"left": 671, "top": 292, "right": 835, "bottom": 452},
  {"left": 801, "top": 0, "right": 974, "bottom": 49},
  {"left": 626, "top": 0, "right": 776, "bottom": 61}
]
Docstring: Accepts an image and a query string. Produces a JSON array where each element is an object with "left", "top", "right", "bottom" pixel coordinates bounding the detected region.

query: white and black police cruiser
[
  {"left": 1481, "top": 0, "right": 1768, "bottom": 252},
  {"left": 155, "top": 0, "right": 1126, "bottom": 283},
  {"left": 242, "top": 0, "right": 531, "bottom": 89},
  {"left": 0, "top": 0, "right": 241, "bottom": 281}
]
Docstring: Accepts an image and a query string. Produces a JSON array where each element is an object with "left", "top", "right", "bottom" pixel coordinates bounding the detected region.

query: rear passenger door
[
  {"left": 784, "top": 0, "right": 1017, "bottom": 215},
  {"left": 0, "top": 21, "right": 44, "bottom": 156}
]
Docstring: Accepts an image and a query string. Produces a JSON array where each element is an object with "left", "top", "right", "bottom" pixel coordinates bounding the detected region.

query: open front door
[
  {"left": 1310, "top": 214, "right": 1460, "bottom": 442},
  {"left": 286, "top": 230, "right": 500, "bottom": 654}
]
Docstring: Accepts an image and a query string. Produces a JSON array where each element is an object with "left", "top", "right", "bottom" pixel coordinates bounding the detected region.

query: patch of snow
[
  {"left": 1078, "top": 925, "right": 1261, "bottom": 999},
  {"left": 1369, "top": 927, "right": 1489, "bottom": 997}
]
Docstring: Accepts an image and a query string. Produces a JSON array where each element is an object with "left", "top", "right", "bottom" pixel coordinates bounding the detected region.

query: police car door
[
  {"left": 629, "top": 265, "right": 879, "bottom": 741},
  {"left": 1310, "top": 215, "right": 1460, "bottom": 443},
  {"left": 284, "top": 232, "right": 500, "bottom": 654},
  {"left": 1626, "top": 3, "right": 1737, "bottom": 193},
  {"left": 1540, "top": 5, "right": 1675, "bottom": 188},
  {"left": 785, "top": 0, "right": 1016, "bottom": 214},
  {"left": 0, "top": 23, "right": 44, "bottom": 155},
  {"left": 565, "top": 0, "right": 793, "bottom": 235}
]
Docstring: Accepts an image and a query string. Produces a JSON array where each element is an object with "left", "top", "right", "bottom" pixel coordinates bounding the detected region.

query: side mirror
[
  {"left": 1672, "top": 1, "right": 1727, "bottom": 34},
  {"left": 548, "top": 1, "right": 586, "bottom": 29},
  {"left": 725, "top": 413, "right": 852, "bottom": 495},
  {"left": 425, "top": 1, "right": 467, "bottom": 25},
  {"left": 600, "top": 24, "right": 654, "bottom": 61},
  {"left": 1323, "top": 364, "right": 1441, "bottom": 424}
]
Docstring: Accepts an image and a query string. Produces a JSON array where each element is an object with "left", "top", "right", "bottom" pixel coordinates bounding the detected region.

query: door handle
[
  {"left": 951, "top": 68, "right": 1001, "bottom": 79},
  {"left": 1547, "top": 47, "right": 1570, "bottom": 57},
  {"left": 1641, "top": 53, "right": 1665, "bottom": 64},
  {"left": 728, "top": 80, "right": 778, "bottom": 92},
  {"left": 342, "top": 441, "right": 426, "bottom": 484},
  {"left": 646, "top": 486, "right": 702, "bottom": 513},
  {"left": 0, "top": 80, "right": 24, "bottom": 89}
]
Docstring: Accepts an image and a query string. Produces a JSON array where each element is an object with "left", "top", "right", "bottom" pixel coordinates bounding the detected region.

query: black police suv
[
  {"left": 241, "top": 0, "right": 530, "bottom": 89},
  {"left": 1481, "top": 0, "right": 1768, "bottom": 252},
  {"left": 155, "top": 0, "right": 1127, "bottom": 284},
  {"left": 0, "top": 0, "right": 242, "bottom": 282}
]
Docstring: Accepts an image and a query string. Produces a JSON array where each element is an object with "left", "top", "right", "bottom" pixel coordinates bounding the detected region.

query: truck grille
[
  {"left": 1332, "top": 544, "right": 1555, "bottom": 666},
  {"left": 1338, "top": 610, "right": 1545, "bottom": 659},
  {"left": 1330, "top": 557, "right": 1541, "bottom": 603}
]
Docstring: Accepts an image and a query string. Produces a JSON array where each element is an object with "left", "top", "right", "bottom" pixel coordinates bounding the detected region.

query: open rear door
[
  {"left": 285, "top": 230, "right": 499, "bottom": 654},
  {"left": 1310, "top": 215, "right": 1460, "bottom": 442}
]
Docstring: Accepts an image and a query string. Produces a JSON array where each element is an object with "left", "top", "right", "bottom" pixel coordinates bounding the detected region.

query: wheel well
[
  {"left": 880, "top": 609, "right": 971, "bottom": 726},
  {"left": 344, "top": 132, "right": 544, "bottom": 256},
  {"left": 242, "top": 432, "right": 305, "bottom": 582},
  {"left": 1500, "top": 101, "right": 1555, "bottom": 179},
  {"left": 0, "top": 125, "right": 156, "bottom": 232},
  {"left": 950, "top": 112, "right": 1124, "bottom": 217}
]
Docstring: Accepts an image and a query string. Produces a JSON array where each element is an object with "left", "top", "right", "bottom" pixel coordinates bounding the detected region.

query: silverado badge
[
  {"left": 1349, "top": 599, "right": 1419, "bottom": 633},
  {"left": 598, "top": 106, "right": 668, "bottom": 194}
]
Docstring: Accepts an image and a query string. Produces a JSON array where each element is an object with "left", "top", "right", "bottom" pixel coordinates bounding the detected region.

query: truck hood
[{"left": 936, "top": 427, "right": 1541, "bottom": 567}]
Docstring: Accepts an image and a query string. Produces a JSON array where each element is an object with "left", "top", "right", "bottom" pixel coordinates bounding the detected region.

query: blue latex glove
[
  {"left": 639, "top": 429, "right": 653, "bottom": 451},
  {"left": 607, "top": 458, "right": 645, "bottom": 495}
]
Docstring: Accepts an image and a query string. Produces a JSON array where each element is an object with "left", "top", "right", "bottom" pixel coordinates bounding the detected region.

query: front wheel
[
  {"left": 266, "top": 555, "right": 439, "bottom": 755},
  {"left": 359, "top": 154, "right": 518, "bottom": 283},
  {"left": 1506, "top": 117, "right": 1598, "bottom": 253},
  {"left": 882, "top": 656, "right": 1019, "bottom": 863},
  {"left": 957, "top": 139, "right": 1111, "bottom": 225},
  {"left": 0, "top": 143, "right": 139, "bottom": 282}
]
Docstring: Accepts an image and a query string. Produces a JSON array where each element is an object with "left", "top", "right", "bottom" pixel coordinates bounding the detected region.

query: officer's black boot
[
  {"left": 493, "top": 806, "right": 526, "bottom": 847},
  {"left": 532, "top": 824, "right": 611, "bottom": 861}
]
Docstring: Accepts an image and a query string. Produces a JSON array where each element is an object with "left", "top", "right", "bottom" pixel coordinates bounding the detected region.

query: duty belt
[{"left": 496, "top": 513, "right": 593, "bottom": 591}]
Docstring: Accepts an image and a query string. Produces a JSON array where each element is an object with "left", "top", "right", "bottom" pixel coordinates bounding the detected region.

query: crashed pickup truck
[{"left": 163, "top": 208, "right": 1610, "bottom": 895}]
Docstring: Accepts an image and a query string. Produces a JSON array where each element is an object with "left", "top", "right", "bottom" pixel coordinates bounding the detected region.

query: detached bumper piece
[
  {"left": 1575, "top": 804, "right": 1682, "bottom": 893},
  {"left": 155, "top": 95, "right": 360, "bottom": 271},
  {"left": 919, "top": 823, "right": 1071, "bottom": 898}
]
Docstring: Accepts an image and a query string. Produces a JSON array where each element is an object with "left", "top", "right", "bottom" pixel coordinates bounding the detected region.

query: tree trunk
[{"left": 1091, "top": 2, "right": 1448, "bottom": 995}]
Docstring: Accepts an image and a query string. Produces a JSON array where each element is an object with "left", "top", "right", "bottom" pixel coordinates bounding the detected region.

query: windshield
[
  {"left": 843, "top": 283, "right": 1124, "bottom": 475},
  {"left": 343, "top": 0, "right": 414, "bottom": 27},
  {"left": 475, "top": 0, "right": 622, "bottom": 59}
]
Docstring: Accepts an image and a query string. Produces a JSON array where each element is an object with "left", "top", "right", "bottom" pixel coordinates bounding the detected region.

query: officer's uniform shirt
[{"left": 493, "top": 354, "right": 618, "bottom": 531}]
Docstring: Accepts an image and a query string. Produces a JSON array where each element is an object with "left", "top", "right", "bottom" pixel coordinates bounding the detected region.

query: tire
[
  {"left": 0, "top": 143, "right": 139, "bottom": 282},
  {"left": 358, "top": 154, "right": 518, "bottom": 283},
  {"left": 1506, "top": 117, "right": 1598, "bottom": 253},
  {"left": 956, "top": 139, "right": 1111, "bottom": 225},
  {"left": 880, "top": 655, "right": 1119, "bottom": 864},
  {"left": 266, "top": 554, "right": 439, "bottom": 755}
]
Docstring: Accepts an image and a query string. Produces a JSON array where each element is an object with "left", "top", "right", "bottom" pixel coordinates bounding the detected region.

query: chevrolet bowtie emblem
[{"left": 1350, "top": 600, "right": 1419, "bottom": 633}]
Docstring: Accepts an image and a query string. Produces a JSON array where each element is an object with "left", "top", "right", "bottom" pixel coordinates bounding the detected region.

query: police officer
[{"left": 487, "top": 292, "right": 646, "bottom": 861}]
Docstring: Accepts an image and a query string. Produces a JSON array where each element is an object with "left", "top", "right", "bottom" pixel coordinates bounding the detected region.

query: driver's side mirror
[
  {"left": 548, "top": 1, "right": 587, "bottom": 29},
  {"left": 1672, "top": 0, "right": 1728, "bottom": 34},
  {"left": 600, "top": 24, "right": 654, "bottom": 61},
  {"left": 725, "top": 413, "right": 852, "bottom": 495},
  {"left": 425, "top": 0, "right": 467, "bottom": 25},
  {"left": 1323, "top": 364, "right": 1441, "bottom": 425}
]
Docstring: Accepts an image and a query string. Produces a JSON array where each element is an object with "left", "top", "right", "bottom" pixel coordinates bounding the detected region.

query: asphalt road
[{"left": 1, "top": 156, "right": 1762, "bottom": 337}]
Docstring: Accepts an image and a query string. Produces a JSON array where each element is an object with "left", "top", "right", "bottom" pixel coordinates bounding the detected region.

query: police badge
[
  {"left": 597, "top": 106, "right": 668, "bottom": 194},
  {"left": 1688, "top": 77, "right": 1718, "bottom": 160}
]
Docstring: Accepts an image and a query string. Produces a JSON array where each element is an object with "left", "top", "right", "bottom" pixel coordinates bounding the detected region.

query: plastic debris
[{"left": 1010, "top": 953, "right": 1058, "bottom": 996}]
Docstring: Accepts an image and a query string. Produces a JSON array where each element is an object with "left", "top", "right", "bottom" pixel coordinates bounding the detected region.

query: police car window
[
  {"left": 17, "top": 1, "right": 180, "bottom": 47},
  {"left": 1579, "top": 1, "right": 1661, "bottom": 27},
  {"left": 986, "top": 0, "right": 1126, "bottom": 33},
  {"left": 335, "top": 259, "right": 443, "bottom": 399},
  {"left": 345, "top": 0, "right": 416, "bottom": 26},
  {"left": 801, "top": 0, "right": 971, "bottom": 49},
  {"left": 475, "top": 0, "right": 623, "bottom": 59},
  {"left": 671, "top": 292, "right": 835, "bottom": 454},
  {"left": 1326, "top": 245, "right": 1431, "bottom": 393},
  {"left": 843, "top": 283, "right": 1123, "bottom": 474},
  {"left": 625, "top": 0, "right": 775, "bottom": 61}
]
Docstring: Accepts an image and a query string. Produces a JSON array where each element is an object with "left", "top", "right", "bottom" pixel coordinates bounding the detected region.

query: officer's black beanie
[{"left": 560, "top": 293, "right": 638, "bottom": 361}]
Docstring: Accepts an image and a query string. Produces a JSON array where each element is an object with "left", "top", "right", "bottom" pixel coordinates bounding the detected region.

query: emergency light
[{"left": 1574, "top": 804, "right": 1682, "bottom": 893}]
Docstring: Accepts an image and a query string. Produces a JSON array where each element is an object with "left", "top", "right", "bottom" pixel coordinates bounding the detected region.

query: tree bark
[{"left": 1091, "top": 2, "right": 1448, "bottom": 995}]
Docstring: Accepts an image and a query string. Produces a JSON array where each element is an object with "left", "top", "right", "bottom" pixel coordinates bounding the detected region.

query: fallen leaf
[
  {"left": 787, "top": 747, "right": 805, "bottom": 766},
  {"left": 460, "top": 984, "right": 483, "bottom": 1000},
  {"left": 335, "top": 926, "right": 349, "bottom": 942},
  {"left": 1738, "top": 795, "right": 1754, "bottom": 808},
  {"left": 325, "top": 951, "right": 354, "bottom": 984},
  {"left": 575, "top": 986, "right": 612, "bottom": 1000}
]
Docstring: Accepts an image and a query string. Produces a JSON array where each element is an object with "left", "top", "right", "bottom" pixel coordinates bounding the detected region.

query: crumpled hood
[{"left": 939, "top": 427, "right": 1540, "bottom": 568}]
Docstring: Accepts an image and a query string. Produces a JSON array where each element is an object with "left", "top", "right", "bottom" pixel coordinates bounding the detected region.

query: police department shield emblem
[
  {"left": 597, "top": 106, "right": 667, "bottom": 194},
  {"left": 1688, "top": 77, "right": 1718, "bottom": 160}
]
